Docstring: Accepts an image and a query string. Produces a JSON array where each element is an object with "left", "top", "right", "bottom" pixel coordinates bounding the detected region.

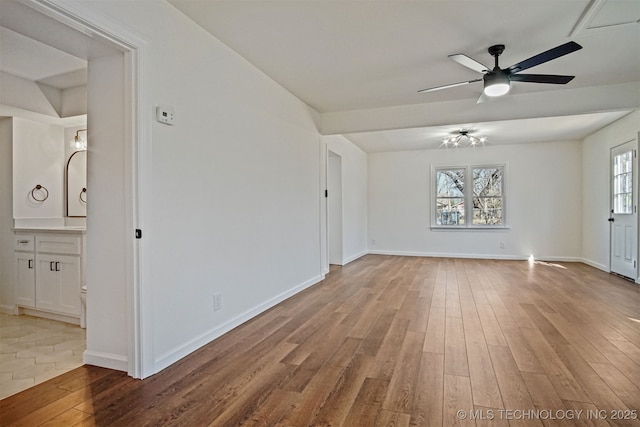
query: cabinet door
[
  {"left": 35, "top": 255, "right": 59, "bottom": 312},
  {"left": 57, "top": 255, "right": 81, "bottom": 316},
  {"left": 15, "top": 253, "right": 35, "bottom": 308}
]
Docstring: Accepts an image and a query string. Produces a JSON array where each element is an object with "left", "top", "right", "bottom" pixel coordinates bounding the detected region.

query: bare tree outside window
[
  {"left": 436, "top": 169, "right": 465, "bottom": 225},
  {"left": 434, "top": 165, "right": 504, "bottom": 227},
  {"left": 473, "top": 167, "right": 503, "bottom": 225}
]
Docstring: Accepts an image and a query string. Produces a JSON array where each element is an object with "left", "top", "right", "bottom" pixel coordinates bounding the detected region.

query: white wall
[
  {"left": 84, "top": 52, "right": 129, "bottom": 370},
  {"left": 324, "top": 135, "right": 368, "bottom": 266},
  {"left": 582, "top": 111, "right": 640, "bottom": 272},
  {"left": 12, "top": 117, "right": 65, "bottom": 226},
  {"left": 73, "top": 1, "right": 325, "bottom": 374},
  {"left": 368, "top": 140, "right": 583, "bottom": 260}
]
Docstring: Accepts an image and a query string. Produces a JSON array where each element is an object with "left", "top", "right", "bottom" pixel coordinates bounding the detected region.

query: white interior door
[{"left": 610, "top": 140, "right": 638, "bottom": 280}]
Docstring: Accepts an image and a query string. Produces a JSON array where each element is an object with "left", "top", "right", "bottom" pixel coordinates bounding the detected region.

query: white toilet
[{"left": 80, "top": 285, "right": 87, "bottom": 328}]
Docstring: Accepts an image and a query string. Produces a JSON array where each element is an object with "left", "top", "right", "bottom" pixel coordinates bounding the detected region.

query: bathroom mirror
[{"left": 66, "top": 150, "right": 87, "bottom": 217}]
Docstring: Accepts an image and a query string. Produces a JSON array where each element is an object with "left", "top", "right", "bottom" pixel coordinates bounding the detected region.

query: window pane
[
  {"left": 472, "top": 167, "right": 502, "bottom": 196},
  {"left": 436, "top": 198, "right": 465, "bottom": 225},
  {"left": 471, "top": 167, "right": 504, "bottom": 225},
  {"left": 436, "top": 169, "right": 465, "bottom": 197},
  {"left": 473, "top": 197, "right": 503, "bottom": 225},
  {"left": 613, "top": 151, "right": 633, "bottom": 214}
]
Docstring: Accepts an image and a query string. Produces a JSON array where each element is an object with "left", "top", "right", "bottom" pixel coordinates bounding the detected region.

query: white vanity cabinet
[{"left": 13, "top": 230, "right": 85, "bottom": 321}]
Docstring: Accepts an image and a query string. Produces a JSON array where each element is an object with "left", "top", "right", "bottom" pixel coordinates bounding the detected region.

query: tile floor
[{"left": 0, "top": 313, "right": 85, "bottom": 400}]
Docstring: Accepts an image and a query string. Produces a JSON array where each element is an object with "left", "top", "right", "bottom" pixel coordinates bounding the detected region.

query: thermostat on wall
[{"left": 156, "top": 105, "right": 175, "bottom": 125}]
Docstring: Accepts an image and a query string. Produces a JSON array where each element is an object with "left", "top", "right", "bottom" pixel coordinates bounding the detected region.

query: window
[
  {"left": 613, "top": 150, "right": 633, "bottom": 214},
  {"left": 434, "top": 165, "right": 505, "bottom": 227}
]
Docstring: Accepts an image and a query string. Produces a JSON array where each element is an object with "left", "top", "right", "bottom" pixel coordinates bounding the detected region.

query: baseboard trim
[
  {"left": 83, "top": 350, "right": 128, "bottom": 372},
  {"left": 342, "top": 250, "right": 368, "bottom": 265},
  {"left": 367, "top": 250, "right": 582, "bottom": 263},
  {"left": 19, "top": 307, "right": 80, "bottom": 326},
  {"left": 579, "top": 257, "right": 609, "bottom": 272},
  {"left": 153, "top": 274, "right": 324, "bottom": 374}
]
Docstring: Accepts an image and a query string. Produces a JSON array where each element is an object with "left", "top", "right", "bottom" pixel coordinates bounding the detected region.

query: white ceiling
[
  {"left": 0, "top": 1, "right": 637, "bottom": 151},
  {"left": 169, "top": 0, "right": 640, "bottom": 151},
  {"left": 0, "top": 26, "right": 87, "bottom": 89}
]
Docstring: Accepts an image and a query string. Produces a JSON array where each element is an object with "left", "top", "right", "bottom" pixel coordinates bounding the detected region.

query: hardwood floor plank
[
  {"left": 276, "top": 364, "right": 344, "bottom": 426},
  {"left": 588, "top": 362, "right": 640, "bottom": 412},
  {"left": 357, "top": 308, "right": 398, "bottom": 357},
  {"left": 487, "top": 345, "right": 540, "bottom": 425},
  {"left": 381, "top": 330, "right": 424, "bottom": 412},
  {"left": 308, "top": 353, "right": 374, "bottom": 426},
  {"left": 241, "top": 388, "right": 300, "bottom": 427},
  {"left": 343, "top": 377, "right": 389, "bottom": 426},
  {"left": 2, "top": 255, "right": 639, "bottom": 427},
  {"left": 410, "top": 352, "right": 444, "bottom": 427},
  {"left": 444, "top": 316, "right": 469, "bottom": 377},
  {"left": 423, "top": 306, "right": 446, "bottom": 354},
  {"left": 500, "top": 325, "right": 545, "bottom": 374},
  {"left": 476, "top": 303, "right": 508, "bottom": 347},
  {"left": 552, "top": 343, "right": 634, "bottom": 423},
  {"left": 375, "top": 409, "right": 411, "bottom": 427},
  {"left": 610, "top": 340, "right": 640, "bottom": 364},
  {"left": 465, "top": 323, "right": 503, "bottom": 409},
  {"left": 519, "top": 326, "right": 591, "bottom": 403},
  {"left": 40, "top": 407, "right": 92, "bottom": 426},
  {"left": 541, "top": 312, "right": 610, "bottom": 365},
  {"left": 443, "top": 374, "right": 475, "bottom": 426},
  {"left": 368, "top": 318, "right": 410, "bottom": 380}
]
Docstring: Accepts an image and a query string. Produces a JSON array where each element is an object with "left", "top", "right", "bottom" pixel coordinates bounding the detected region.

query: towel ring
[
  {"left": 79, "top": 187, "right": 87, "bottom": 204},
  {"left": 31, "top": 185, "right": 49, "bottom": 202}
]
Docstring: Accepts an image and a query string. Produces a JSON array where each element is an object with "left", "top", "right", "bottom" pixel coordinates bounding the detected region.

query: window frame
[{"left": 431, "top": 163, "right": 507, "bottom": 230}]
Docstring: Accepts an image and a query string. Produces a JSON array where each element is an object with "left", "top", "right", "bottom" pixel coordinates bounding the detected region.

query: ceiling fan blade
[
  {"left": 449, "top": 54, "right": 490, "bottom": 73},
  {"left": 506, "top": 41, "right": 582, "bottom": 73},
  {"left": 476, "top": 91, "right": 490, "bottom": 104},
  {"left": 510, "top": 74, "right": 575, "bottom": 84},
  {"left": 417, "top": 78, "right": 482, "bottom": 93}
]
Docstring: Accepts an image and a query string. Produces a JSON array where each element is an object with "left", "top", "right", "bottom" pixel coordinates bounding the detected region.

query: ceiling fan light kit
[
  {"left": 483, "top": 72, "right": 511, "bottom": 97},
  {"left": 418, "top": 41, "right": 582, "bottom": 101}
]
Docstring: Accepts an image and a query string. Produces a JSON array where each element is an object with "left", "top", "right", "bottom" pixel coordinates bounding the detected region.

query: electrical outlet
[
  {"left": 213, "top": 293, "right": 222, "bottom": 311},
  {"left": 371, "top": 239, "right": 376, "bottom": 245},
  {"left": 500, "top": 242, "right": 505, "bottom": 249}
]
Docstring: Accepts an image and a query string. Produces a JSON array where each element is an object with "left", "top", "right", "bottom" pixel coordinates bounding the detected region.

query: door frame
[
  {"left": 26, "top": 0, "right": 151, "bottom": 377},
  {"left": 327, "top": 150, "right": 344, "bottom": 266}
]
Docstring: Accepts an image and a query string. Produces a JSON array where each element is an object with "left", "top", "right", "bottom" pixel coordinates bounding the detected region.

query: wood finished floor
[{"left": 2, "top": 255, "right": 640, "bottom": 426}]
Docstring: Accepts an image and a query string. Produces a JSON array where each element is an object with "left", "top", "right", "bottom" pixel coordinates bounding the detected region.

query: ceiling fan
[{"left": 418, "top": 41, "right": 582, "bottom": 102}]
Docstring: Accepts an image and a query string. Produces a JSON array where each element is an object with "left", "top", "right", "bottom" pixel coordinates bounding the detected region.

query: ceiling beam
[{"left": 320, "top": 82, "right": 640, "bottom": 135}]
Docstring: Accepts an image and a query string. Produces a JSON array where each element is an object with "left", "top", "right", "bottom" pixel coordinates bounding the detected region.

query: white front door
[{"left": 610, "top": 140, "right": 638, "bottom": 280}]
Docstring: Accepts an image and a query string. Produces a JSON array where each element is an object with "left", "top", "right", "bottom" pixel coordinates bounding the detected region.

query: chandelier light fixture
[{"left": 442, "top": 130, "right": 487, "bottom": 147}]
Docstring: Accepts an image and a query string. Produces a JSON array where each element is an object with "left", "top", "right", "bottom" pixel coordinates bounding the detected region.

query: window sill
[{"left": 430, "top": 226, "right": 510, "bottom": 232}]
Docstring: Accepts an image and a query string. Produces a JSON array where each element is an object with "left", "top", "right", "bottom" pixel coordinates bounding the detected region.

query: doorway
[
  {"left": 0, "top": 0, "right": 140, "bottom": 381},
  {"left": 610, "top": 139, "right": 638, "bottom": 280},
  {"left": 328, "top": 151, "right": 343, "bottom": 266}
]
